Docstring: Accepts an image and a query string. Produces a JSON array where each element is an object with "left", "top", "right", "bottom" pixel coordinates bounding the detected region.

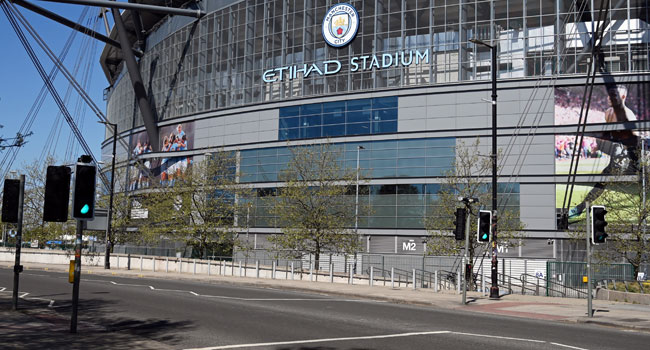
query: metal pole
[
  {"left": 354, "top": 146, "right": 363, "bottom": 274},
  {"left": 104, "top": 122, "right": 116, "bottom": 269},
  {"left": 391, "top": 267, "right": 395, "bottom": 288},
  {"left": 462, "top": 207, "right": 470, "bottom": 305},
  {"left": 39, "top": 0, "right": 205, "bottom": 18},
  {"left": 489, "top": 44, "right": 500, "bottom": 299},
  {"left": 12, "top": 175, "right": 25, "bottom": 310},
  {"left": 70, "top": 220, "right": 83, "bottom": 333},
  {"left": 587, "top": 201, "right": 593, "bottom": 317}
]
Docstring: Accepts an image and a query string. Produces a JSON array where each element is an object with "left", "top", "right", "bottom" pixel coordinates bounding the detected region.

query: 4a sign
[{"left": 322, "top": 3, "right": 359, "bottom": 47}]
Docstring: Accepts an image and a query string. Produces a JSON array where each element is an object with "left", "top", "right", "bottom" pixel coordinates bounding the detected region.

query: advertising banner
[
  {"left": 555, "top": 83, "right": 649, "bottom": 220},
  {"left": 128, "top": 122, "right": 195, "bottom": 189}
]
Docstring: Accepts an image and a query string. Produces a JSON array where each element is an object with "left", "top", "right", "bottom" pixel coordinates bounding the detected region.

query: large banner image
[
  {"left": 555, "top": 83, "right": 649, "bottom": 220},
  {"left": 128, "top": 122, "right": 195, "bottom": 189}
]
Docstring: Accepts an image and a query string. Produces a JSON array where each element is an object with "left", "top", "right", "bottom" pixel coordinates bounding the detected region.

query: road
[{"left": 1, "top": 267, "right": 649, "bottom": 350}]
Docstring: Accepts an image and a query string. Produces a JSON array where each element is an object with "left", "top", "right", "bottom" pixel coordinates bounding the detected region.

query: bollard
[
  {"left": 348, "top": 264, "right": 354, "bottom": 284},
  {"left": 239, "top": 261, "right": 242, "bottom": 277},
  {"left": 178, "top": 258, "right": 182, "bottom": 273},
  {"left": 140, "top": 256, "right": 143, "bottom": 271},
  {"left": 231, "top": 261, "right": 234, "bottom": 276},
  {"left": 152, "top": 257, "right": 156, "bottom": 272},
  {"left": 208, "top": 260, "right": 211, "bottom": 275},
  {"left": 291, "top": 262, "right": 294, "bottom": 280},
  {"left": 413, "top": 269, "right": 416, "bottom": 290},
  {"left": 117, "top": 255, "right": 120, "bottom": 269},
  {"left": 391, "top": 267, "right": 395, "bottom": 288},
  {"left": 165, "top": 257, "right": 169, "bottom": 273},
  {"left": 127, "top": 254, "right": 131, "bottom": 270},
  {"left": 370, "top": 266, "right": 374, "bottom": 286},
  {"left": 193, "top": 259, "right": 196, "bottom": 274},
  {"left": 309, "top": 263, "right": 313, "bottom": 282},
  {"left": 221, "top": 260, "right": 225, "bottom": 275},
  {"left": 256, "top": 261, "right": 260, "bottom": 278},
  {"left": 536, "top": 277, "right": 540, "bottom": 296},
  {"left": 329, "top": 264, "right": 333, "bottom": 283},
  {"left": 434, "top": 270, "right": 438, "bottom": 292},
  {"left": 482, "top": 268, "right": 486, "bottom": 295},
  {"left": 272, "top": 261, "right": 276, "bottom": 279}
]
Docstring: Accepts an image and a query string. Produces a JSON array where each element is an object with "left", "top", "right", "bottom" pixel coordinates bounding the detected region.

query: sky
[{"left": 0, "top": 2, "right": 111, "bottom": 175}]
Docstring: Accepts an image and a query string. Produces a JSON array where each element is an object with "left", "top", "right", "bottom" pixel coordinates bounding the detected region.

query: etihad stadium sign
[
  {"left": 262, "top": 49, "right": 430, "bottom": 83},
  {"left": 262, "top": 3, "right": 429, "bottom": 83}
]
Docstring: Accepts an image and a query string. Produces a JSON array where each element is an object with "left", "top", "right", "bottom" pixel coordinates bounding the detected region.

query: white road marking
[
  {"left": 84, "top": 279, "right": 368, "bottom": 302},
  {"left": 451, "top": 331, "right": 546, "bottom": 343},
  {"left": 550, "top": 342, "right": 589, "bottom": 350},
  {"left": 183, "top": 331, "right": 590, "bottom": 350},
  {"left": 0, "top": 288, "right": 55, "bottom": 307},
  {"left": 182, "top": 330, "right": 452, "bottom": 350}
]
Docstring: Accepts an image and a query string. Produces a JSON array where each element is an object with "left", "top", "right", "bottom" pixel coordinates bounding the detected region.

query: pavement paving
[{"left": 3, "top": 260, "right": 650, "bottom": 337}]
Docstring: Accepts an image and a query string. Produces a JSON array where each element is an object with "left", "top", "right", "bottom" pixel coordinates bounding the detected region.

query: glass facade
[
  {"left": 106, "top": 0, "right": 650, "bottom": 131},
  {"left": 279, "top": 96, "right": 398, "bottom": 140},
  {"left": 240, "top": 137, "right": 456, "bottom": 183},
  {"left": 249, "top": 182, "right": 520, "bottom": 229}
]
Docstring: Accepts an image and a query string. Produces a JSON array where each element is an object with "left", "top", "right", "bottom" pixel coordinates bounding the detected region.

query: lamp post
[
  {"left": 470, "top": 38, "right": 499, "bottom": 299},
  {"left": 354, "top": 145, "right": 365, "bottom": 274},
  {"left": 99, "top": 121, "right": 117, "bottom": 269}
]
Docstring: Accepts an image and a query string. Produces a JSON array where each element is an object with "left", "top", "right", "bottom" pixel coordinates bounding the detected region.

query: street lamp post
[
  {"left": 470, "top": 38, "right": 499, "bottom": 298},
  {"left": 354, "top": 145, "right": 365, "bottom": 274},
  {"left": 99, "top": 121, "right": 117, "bottom": 269}
]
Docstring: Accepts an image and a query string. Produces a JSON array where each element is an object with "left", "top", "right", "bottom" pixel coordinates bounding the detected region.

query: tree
[
  {"left": 268, "top": 142, "right": 365, "bottom": 270},
  {"left": 567, "top": 150, "right": 650, "bottom": 278},
  {"left": 139, "top": 151, "right": 245, "bottom": 259},
  {"left": 424, "top": 139, "right": 525, "bottom": 289},
  {"left": 95, "top": 165, "right": 139, "bottom": 252}
]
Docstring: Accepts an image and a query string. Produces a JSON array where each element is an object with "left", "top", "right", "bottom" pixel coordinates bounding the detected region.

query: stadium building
[{"left": 100, "top": 0, "right": 650, "bottom": 260}]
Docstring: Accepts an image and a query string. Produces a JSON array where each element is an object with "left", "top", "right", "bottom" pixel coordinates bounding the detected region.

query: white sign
[
  {"left": 30, "top": 240, "right": 38, "bottom": 248},
  {"left": 638, "top": 272, "right": 646, "bottom": 281},
  {"left": 402, "top": 240, "right": 417, "bottom": 251}
]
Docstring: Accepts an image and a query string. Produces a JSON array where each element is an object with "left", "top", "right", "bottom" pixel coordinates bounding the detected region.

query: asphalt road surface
[{"left": 1, "top": 267, "right": 649, "bottom": 350}]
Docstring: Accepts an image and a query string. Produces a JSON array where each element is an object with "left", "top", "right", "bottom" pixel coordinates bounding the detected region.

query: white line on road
[
  {"left": 183, "top": 331, "right": 590, "bottom": 350},
  {"left": 550, "top": 342, "right": 589, "bottom": 350},
  {"left": 86, "top": 279, "right": 369, "bottom": 302},
  {"left": 451, "top": 331, "right": 546, "bottom": 343},
  {"left": 182, "top": 330, "right": 452, "bottom": 350}
]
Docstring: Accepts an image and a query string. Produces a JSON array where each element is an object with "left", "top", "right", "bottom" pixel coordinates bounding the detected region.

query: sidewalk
[{"left": 6, "top": 261, "right": 650, "bottom": 334}]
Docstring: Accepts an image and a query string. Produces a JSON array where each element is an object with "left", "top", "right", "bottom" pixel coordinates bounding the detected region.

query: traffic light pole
[
  {"left": 586, "top": 201, "right": 593, "bottom": 317},
  {"left": 104, "top": 123, "right": 117, "bottom": 269},
  {"left": 70, "top": 219, "right": 83, "bottom": 333},
  {"left": 12, "top": 175, "right": 25, "bottom": 310},
  {"left": 461, "top": 209, "right": 471, "bottom": 305}
]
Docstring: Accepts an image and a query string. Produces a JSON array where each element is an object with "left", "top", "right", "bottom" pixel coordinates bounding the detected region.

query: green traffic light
[
  {"left": 482, "top": 233, "right": 488, "bottom": 240},
  {"left": 80, "top": 204, "right": 89, "bottom": 214}
]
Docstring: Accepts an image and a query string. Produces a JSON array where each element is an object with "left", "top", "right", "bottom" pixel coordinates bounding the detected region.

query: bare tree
[
  {"left": 424, "top": 139, "right": 525, "bottom": 289},
  {"left": 268, "top": 142, "right": 365, "bottom": 270}
]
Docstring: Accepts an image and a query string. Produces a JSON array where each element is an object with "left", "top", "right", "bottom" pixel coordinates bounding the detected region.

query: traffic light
[
  {"left": 43, "top": 166, "right": 71, "bottom": 222},
  {"left": 72, "top": 161, "right": 96, "bottom": 220},
  {"left": 591, "top": 206, "right": 608, "bottom": 245},
  {"left": 477, "top": 210, "right": 492, "bottom": 243},
  {"left": 453, "top": 207, "right": 467, "bottom": 240},
  {"left": 2, "top": 179, "right": 20, "bottom": 223}
]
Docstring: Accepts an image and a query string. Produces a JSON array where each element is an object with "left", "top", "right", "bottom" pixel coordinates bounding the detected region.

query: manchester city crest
[{"left": 322, "top": 3, "right": 359, "bottom": 47}]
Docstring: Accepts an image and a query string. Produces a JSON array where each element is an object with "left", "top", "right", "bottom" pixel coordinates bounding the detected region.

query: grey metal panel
[
  {"left": 520, "top": 184, "right": 556, "bottom": 230},
  {"left": 398, "top": 119, "right": 426, "bottom": 132},
  {"left": 368, "top": 235, "right": 396, "bottom": 254},
  {"left": 399, "top": 106, "right": 427, "bottom": 120}
]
